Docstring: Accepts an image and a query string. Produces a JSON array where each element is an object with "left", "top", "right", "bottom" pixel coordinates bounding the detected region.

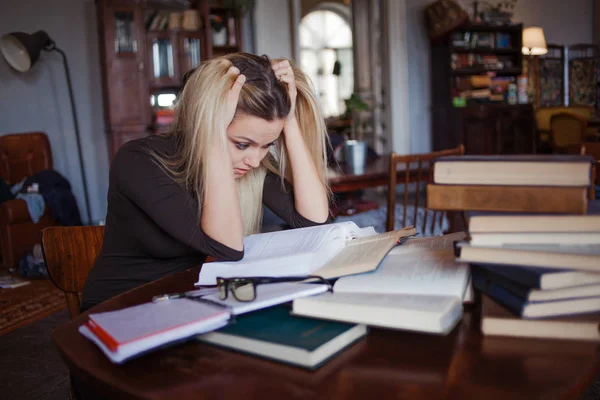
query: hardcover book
[
  {"left": 198, "top": 306, "right": 367, "bottom": 369},
  {"left": 433, "top": 154, "right": 593, "bottom": 186},
  {"left": 481, "top": 295, "right": 600, "bottom": 341}
]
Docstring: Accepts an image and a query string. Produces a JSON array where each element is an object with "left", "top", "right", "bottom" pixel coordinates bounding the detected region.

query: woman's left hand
[{"left": 272, "top": 59, "right": 297, "bottom": 123}]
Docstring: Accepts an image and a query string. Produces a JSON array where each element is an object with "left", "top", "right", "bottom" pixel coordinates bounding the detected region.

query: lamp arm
[{"left": 49, "top": 46, "right": 92, "bottom": 225}]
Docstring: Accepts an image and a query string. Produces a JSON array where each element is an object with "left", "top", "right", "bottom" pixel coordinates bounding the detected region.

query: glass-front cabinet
[{"left": 147, "top": 32, "right": 179, "bottom": 88}]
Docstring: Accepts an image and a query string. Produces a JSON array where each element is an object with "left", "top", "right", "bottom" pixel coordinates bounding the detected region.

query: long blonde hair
[{"left": 152, "top": 53, "right": 330, "bottom": 235}]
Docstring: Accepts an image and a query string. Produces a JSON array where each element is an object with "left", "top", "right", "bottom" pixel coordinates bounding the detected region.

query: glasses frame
[{"left": 216, "top": 275, "right": 332, "bottom": 302}]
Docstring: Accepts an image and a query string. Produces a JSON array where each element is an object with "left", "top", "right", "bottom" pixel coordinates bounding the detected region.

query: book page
[
  {"left": 393, "top": 232, "right": 467, "bottom": 251},
  {"left": 333, "top": 248, "right": 469, "bottom": 299},
  {"left": 236, "top": 223, "right": 347, "bottom": 262},
  {"left": 314, "top": 238, "right": 398, "bottom": 278}
]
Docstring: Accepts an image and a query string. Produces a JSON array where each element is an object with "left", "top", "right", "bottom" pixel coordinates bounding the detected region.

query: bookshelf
[
  {"left": 97, "top": 0, "right": 244, "bottom": 157},
  {"left": 431, "top": 23, "right": 535, "bottom": 155}
]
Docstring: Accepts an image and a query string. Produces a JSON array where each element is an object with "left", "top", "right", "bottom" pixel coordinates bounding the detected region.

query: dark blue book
[
  {"left": 472, "top": 271, "right": 600, "bottom": 318},
  {"left": 472, "top": 263, "right": 600, "bottom": 290},
  {"left": 197, "top": 306, "right": 367, "bottom": 369},
  {"left": 472, "top": 266, "right": 600, "bottom": 302}
]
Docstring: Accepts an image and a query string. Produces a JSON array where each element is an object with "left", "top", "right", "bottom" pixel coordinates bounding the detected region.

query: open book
[
  {"left": 196, "top": 222, "right": 416, "bottom": 286},
  {"left": 292, "top": 233, "right": 470, "bottom": 335}
]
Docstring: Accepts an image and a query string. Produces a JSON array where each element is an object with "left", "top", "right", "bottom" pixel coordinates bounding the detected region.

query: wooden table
[
  {"left": 329, "top": 156, "right": 398, "bottom": 193},
  {"left": 54, "top": 267, "right": 600, "bottom": 400}
]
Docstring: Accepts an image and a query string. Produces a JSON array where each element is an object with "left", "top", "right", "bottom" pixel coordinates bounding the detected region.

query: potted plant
[
  {"left": 210, "top": 15, "right": 227, "bottom": 46},
  {"left": 341, "top": 93, "right": 370, "bottom": 173}
]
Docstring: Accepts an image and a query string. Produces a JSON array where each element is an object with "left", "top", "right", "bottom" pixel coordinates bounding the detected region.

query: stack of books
[{"left": 427, "top": 154, "right": 600, "bottom": 341}]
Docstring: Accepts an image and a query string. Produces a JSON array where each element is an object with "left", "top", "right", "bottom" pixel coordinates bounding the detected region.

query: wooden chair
[
  {"left": 41, "top": 226, "right": 105, "bottom": 319},
  {"left": 386, "top": 145, "right": 465, "bottom": 233},
  {"left": 550, "top": 112, "right": 588, "bottom": 154}
]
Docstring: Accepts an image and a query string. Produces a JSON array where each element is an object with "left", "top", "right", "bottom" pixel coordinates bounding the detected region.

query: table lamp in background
[
  {"left": 0, "top": 30, "right": 92, "bottom": 224},
  {"left": 522, "top": 26, "right": 548, "bottom": 106}
]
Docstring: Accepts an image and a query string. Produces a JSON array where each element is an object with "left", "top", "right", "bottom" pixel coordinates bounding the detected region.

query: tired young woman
[{"left": 81, "top": 53, "right": 331, "bottom": 311}]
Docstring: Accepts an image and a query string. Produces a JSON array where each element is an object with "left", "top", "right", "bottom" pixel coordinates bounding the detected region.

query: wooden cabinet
[
  {"left": 97, "top": 1, "right": 150, "bottom": 142},
  {"left": 431, "top": 23, "right": 536, "bottom": 155},
  {"left": 96, "top": 0, "right": 244, "bottom": 159}
]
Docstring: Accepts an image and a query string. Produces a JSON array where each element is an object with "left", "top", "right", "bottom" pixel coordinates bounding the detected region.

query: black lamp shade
[{"left": 0, "top": 30, "right": 53, "bottom": 72}]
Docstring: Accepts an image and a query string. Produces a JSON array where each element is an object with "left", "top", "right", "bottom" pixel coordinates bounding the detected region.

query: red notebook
[{"left": 79, "top": 298, "right": 231, "bottom": 363}]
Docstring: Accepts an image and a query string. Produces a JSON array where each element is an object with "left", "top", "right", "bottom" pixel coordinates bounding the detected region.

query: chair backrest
[
  {"left": 549, "top": 112, "right": 588, "bottom": 152},
  {"left": 535, "top": 106, "right": 593, "bottom": 132},
  {"left": 386, "top": 145, "right": 465, "bottom": 233},
  {"left": 0, "top": 132, "right": 53, "bottom": 185},
  {"left": 41, "top": 226, "right": 105, "bottom": 319}
]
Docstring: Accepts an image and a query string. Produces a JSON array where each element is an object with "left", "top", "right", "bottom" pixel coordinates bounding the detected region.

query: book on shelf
[
  {"left": 480, "top": 295, "right": 600, "bottom": 341},
  {"left": 196, "top": 222, "right": 416, "bottom": 286},
  {"left": 427, "top": 184, "right": 588, "bottom": 214},
  {"left": 79, "top": 298, "right": 231, "bottom": 364},
  {"left": 292, "top": 234, "right": 470, "bottom": 335},
  {"left": 456, "top": 242, "right": 600, "bottom": 273},
  {"left": 198, "top": 305, "right": 367, "bottom": 369},
  {"left": 473, "top": 270, "right": 600, "bottom": 318},
  {"left": 432, "top": 155, "right": 594, "bottom": 186}
]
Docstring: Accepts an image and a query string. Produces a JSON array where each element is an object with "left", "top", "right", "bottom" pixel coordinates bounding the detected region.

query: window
[{"left": 299, "top": 9, "right": 353, "bottom": 118}]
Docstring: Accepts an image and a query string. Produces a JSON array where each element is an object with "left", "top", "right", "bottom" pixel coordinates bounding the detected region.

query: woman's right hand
[{"left": 224, "top": 66, "right": 246, "bottom": 128}]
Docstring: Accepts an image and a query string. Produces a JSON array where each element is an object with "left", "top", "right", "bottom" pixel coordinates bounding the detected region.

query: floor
[{"left": 0, "top": 309, "right": 70, "bottom": 400}]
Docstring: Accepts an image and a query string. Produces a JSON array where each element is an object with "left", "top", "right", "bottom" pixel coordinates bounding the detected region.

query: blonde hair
[{"left": 152, "top": 53, "right": 330, "bottom": 236}]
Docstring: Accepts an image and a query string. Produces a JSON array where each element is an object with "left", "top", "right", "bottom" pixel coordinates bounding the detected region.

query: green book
[{"left": 197, "top": 306, "right": 367, "bottom": 369}]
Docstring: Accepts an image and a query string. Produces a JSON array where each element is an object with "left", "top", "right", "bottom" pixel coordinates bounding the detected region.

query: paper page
[
  {"left": 238, "top": 223, "right": 343, "bottom": 262},
  {"left": 394, "top": 232, "right": 467, "bottom": 251},
  {"left": 199, "top": 282, "right": 330, "bottom": 315},
  {"left": 88, "top": 299, "right": 230, "bottom": 344},
  {"left": 196, "top": 222, "right": 363, "bottom": 285},
  {"left": 333, "top": 248, "right": 469, "bottom": 299},
  {"left": 315, "top": 238, "right": 398, "bottom": 279}
]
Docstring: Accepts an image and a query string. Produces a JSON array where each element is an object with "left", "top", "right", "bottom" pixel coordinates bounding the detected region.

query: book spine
[
  {"left": 426, "top": 185, "right": 587, "bottom": 214},
  {"left": 471, "top": 267, "right": 531, "bottom": 300},
  {"left": 472, "top": 274, "right": 527, "bottom": 317},
  {"left": 86, "top": 320, "right": 120, "bottom": 352},
  {"left": 473, "top": 263, "right": 542, "bottom": 289}
]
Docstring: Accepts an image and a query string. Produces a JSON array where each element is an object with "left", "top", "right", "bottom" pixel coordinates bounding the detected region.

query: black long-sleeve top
[{"left": 81, "top": 135, "right": 324, "bottom": 310}]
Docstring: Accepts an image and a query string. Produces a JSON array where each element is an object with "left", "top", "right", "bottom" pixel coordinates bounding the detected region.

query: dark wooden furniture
[
  {"left": 386, "top": 145, "right": 464, "bottom": 232},
  {"left": 53, "top": 266, "right": 600, "bottom": 399},
  {"left": 431, "top": 23, "right": 536, "bottom": 155},
  {"left": 329, "top": 156, "right": 419, "bottom": 193},
  {"left": 97, "top": 0, "right": 244, "bottom": 158},
  {"left": 42, "top": 226, "right": 105, "bottom": 319},
  {"left": 0, "top": 132, "right": 57, "bottom": 267},
  {"left": 459, "top": 103, "right": 535, "bottom": 155}
]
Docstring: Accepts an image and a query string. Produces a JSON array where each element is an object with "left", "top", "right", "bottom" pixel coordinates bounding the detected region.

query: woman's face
[{"left": 226, "top": 114, "right": 285, "bottom": 178}]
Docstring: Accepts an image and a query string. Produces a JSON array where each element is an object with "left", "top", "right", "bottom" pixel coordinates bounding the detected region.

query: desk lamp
[{"left": 0, "top": 30, "right": 92, "bottom": 224}]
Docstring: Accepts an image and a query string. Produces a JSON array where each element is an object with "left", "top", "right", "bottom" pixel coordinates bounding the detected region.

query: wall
[
  {"left": 405, "top": 0, "right": 594, "bottom": 153},
  {"left": 253, "top": 0, "right": 293, "bottom": 59},
  {"left": 0, "top": 0, "right": 108, "bottom": 224}
]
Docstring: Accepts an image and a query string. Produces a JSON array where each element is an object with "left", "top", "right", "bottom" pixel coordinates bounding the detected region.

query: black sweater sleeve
[
  {"left": 262, "top": 171, "right": 329, "bottom": 228},
  {"left": 112, "top": 140, "right": 244, "bottom": 261}
]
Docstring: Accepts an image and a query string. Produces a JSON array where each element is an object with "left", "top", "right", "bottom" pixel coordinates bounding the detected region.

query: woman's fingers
[{"left": 224, "top": 66, "right": 245, "bottom": 128}]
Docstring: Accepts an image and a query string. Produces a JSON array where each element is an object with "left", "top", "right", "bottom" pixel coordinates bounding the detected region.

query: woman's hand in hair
[
  {"left": 272, "top": 59, "right": 297, "bottom": 123},
  {"left": 224, "top": 66, "right": 246, "bottom": 128}
]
